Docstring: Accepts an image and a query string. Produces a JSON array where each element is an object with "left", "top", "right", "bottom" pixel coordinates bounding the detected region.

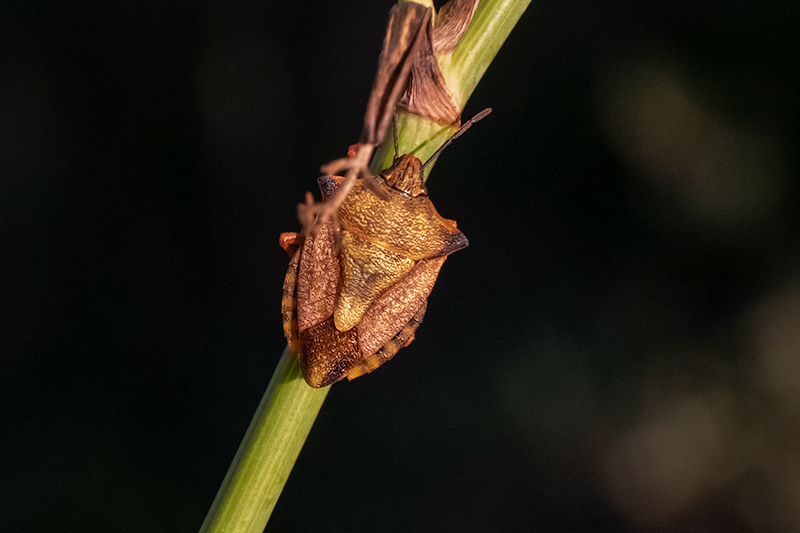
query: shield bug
[{"left": 281, "top": 110, "right": 490, "bottom": 388}]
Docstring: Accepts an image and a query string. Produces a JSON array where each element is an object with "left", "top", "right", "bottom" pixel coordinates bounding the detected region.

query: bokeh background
[{"left": 3, "top": 0, "right": 799, "bottom": 531}]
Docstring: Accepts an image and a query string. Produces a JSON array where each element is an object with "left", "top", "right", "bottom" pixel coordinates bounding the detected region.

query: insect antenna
[
  {"left": 392, "top": 112, "right": 400, "bottom": 158},
  {"left": 422, "top": 108, "right": 492, "bottom": 170}
]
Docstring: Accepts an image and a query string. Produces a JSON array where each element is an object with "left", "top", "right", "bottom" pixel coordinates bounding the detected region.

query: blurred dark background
[{"left": 3, "top": 0, "right": 799, "bottom": 531}]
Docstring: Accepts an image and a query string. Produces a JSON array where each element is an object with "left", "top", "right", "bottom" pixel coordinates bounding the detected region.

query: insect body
[{"left": 282, "top": 154, "right": 468, "bottom": 388}]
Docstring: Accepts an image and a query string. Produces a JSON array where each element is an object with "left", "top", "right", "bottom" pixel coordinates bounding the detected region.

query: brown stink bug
[
  {"left": 281, "top": 111, "right": 490, "bottom": 388},
  {"left": 280, "top": 0, "right": 488, "bottom": 387}
]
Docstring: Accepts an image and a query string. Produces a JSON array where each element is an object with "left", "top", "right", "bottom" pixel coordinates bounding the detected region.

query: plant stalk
[{"left": 199, "top": 347, "right": 329, "bottom": 533}]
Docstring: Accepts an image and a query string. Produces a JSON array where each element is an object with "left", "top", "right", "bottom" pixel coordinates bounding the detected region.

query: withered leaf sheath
[
  {"left": 399, "top": 0, "right": 480, "bottom": 124},
  {"left": 282, "top": 155, "right": 468, "bottom": 388}
]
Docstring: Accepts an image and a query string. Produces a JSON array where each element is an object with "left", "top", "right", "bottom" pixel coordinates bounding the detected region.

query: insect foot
[{"left": 282, "top": 153, "right": 468, "bottom": 388}]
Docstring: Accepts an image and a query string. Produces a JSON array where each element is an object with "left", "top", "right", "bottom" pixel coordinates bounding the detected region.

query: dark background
[{"left": 3, "top": 1, "right": 800, "bottom": 531}]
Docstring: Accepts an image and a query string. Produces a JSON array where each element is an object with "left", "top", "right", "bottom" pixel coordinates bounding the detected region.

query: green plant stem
[
  {"left": 201, "top": 1, "right": 530, "bottom": 531},
  {"left": 199, "top": 346, "right": 329, "bottom": 533}
]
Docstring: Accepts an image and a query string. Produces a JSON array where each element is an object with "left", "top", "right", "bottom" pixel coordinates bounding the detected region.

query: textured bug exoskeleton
[{"left": 282, "top": 154, "right": 468, "bottom": 387}]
